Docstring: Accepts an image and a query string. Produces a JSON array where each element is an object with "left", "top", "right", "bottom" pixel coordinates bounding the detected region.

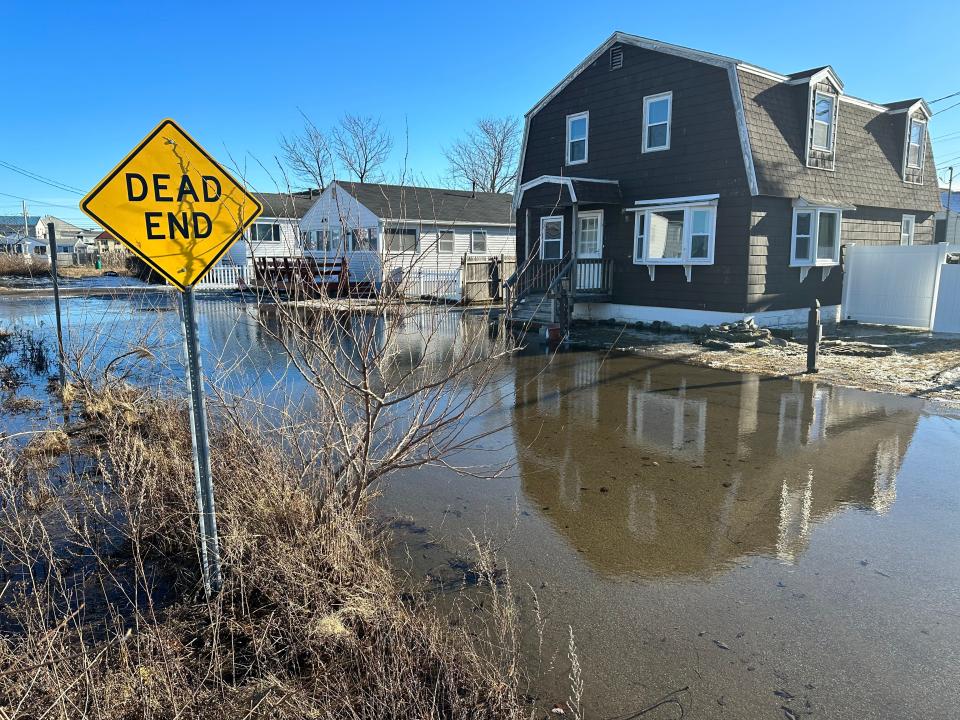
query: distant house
[
  {"left": 512, "top": 32, "right": 942, "bottom": 327},
  {"left": 37, "top": 216, "right": 99, "bottom": 254},
  {"left": 222, "top": 191, "right": 316, "bottom": 266},
  {"left": 0, "top": 215, "right": 43, "bottom": 240},
  {"left": 93, "top": 230, "right": 127, "bottom": 254},
  {"left": 299, "top": 181, "right": 515, "bottom": 284},
  {"left": 935, "top": 190, "right": 960, "bottom": 244}
]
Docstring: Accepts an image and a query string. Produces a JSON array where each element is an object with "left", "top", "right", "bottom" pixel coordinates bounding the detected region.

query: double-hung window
[
  {"left": 566, "top": 112, "right": 588, "bottom": 165},
  {"left": 791, "top": 206, "right": 842, "bottom": 266},
  {"left": 436, "top": 229, "right": 455, "bottom": 253},
  {"left": 900, "top": 215, "right": 915, "bottom": 246},
  {"left": 250, "top": 222, "right": 279, "bottom": 246},
  {"left": 470, "top": 230, "right": 487, "bottom": 254},
  {"left": 642, "top": 92, "right": 672, "bottom": 152},
  {"left": 907, "top": 119, "right": 926, "bottom": 169},
  {"left": 812, "top": 92, "right": 835, "bottom": 151},
  {"left": 632, "top": 200, "right": 716, "bottom": 265},
  {"left": 540, "top": 216, "right": 563, "bottom": 261}
]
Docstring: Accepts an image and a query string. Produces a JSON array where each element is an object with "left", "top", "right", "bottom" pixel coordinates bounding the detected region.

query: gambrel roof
[
  {"left": 516, "top": 32, "right": 941, "bottom": 212},
  {"left": 738, "top": 70, "right": 940, "bottom": 210}
]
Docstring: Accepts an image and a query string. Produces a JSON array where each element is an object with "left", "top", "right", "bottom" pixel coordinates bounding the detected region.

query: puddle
[{"left": 3, "top": 293, "right": 959, "bottom": 718}]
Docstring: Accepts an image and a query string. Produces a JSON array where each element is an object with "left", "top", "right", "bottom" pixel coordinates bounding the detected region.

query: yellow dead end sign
[{"left": 81, "top": 118, "right": 262, "bottom": 290}]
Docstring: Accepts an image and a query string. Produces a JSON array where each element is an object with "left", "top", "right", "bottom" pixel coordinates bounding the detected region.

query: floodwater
[{"left": 2, "top": 291, "right": 959, "bottom": 719}]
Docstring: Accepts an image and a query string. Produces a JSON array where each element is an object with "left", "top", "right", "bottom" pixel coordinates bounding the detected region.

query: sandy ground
[{"left": 567, "top": 321, "right": 960, "bottom": 406}]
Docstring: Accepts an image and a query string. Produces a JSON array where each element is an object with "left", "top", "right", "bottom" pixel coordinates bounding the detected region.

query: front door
[{"left": 576, "top": 210, "right": 603, "bottom": 290}]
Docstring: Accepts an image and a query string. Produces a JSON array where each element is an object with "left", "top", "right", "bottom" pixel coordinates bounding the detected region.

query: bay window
[
  {"left": 566, "top": 112, "right": 588, "bottom": 165},
  {"left": 540, "top": 216, "right": 563, "bottom": 261},
  {"left": 791, "top": 206, "right": 842, "bottom": 266},
  {"left": 632, "top": 200, "right": 716, "bottom": 265}
]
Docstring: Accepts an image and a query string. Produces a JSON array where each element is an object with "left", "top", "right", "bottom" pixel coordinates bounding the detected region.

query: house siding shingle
[{"left": 738, "top": 69, "right": 941, "bottom": 212}]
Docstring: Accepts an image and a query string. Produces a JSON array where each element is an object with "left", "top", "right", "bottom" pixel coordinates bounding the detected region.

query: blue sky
[{"left": 3, "top": 0, "right": 960, "bottom": 228}]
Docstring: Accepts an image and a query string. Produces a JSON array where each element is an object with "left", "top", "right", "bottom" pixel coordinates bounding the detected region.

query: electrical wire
[
  {"left": 0, "top": 159, "right": 85, "bottom": 195},
  {"left": 930, "top": 89, "right": 960, "bottom": 104},
  {"left": 932, "top": 99, "right": 960, "bottom": 117},
  {"left": 0, "top": 190, "right": 81, "bottom": 211}
]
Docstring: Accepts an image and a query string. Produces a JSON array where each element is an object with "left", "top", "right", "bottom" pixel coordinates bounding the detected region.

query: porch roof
[{"left": 517, "top": 175, "right": 622, "bottom": 208}]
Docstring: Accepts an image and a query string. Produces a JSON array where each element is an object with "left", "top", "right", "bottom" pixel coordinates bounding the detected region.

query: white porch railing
[{"left": 195, "top": 263, "right": 254, "bottom": 290}]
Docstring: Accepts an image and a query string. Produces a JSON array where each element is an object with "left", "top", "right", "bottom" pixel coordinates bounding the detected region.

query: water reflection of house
[{"left": 513, "top": 356, "right": 920, "bottom": 578}]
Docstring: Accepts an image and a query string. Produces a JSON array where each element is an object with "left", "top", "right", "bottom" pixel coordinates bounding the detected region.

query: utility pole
[
  {"left": 46, "top": 222, "right": 66, "bottom": 389},
  {"left": 946, "top": 166, "right": 954, "bottom": 243},
  {"left": 22, "top": 200, "right": 28, "bottom": 238}
]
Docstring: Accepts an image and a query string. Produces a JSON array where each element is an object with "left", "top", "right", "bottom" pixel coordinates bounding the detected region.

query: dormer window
[
  {"left": 812, "top": 93, "right": 835, "bottom": 151},
  {"left": 907, "top": 118, "right": 925, "bottom": 169},
  {"left": 566, "top": 112, "right": 588, "bottom": 165}
]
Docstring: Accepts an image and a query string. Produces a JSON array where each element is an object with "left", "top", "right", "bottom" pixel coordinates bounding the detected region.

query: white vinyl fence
[
  {"left": 842, "top": 244, "right": 960, "bottom": 330},
  {"left": 933, "top": 263, "right": 960, "bottom": 333},
  {"left": 195, "top": 263, "right": 254, "bottom": 290}
]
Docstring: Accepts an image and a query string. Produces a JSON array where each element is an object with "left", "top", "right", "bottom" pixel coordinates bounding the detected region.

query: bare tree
[
  {"left": 280, "top": 112, "right": 334, "bottom": 190},
  {"left": 444, "top": 116, "right": 521, "bottom": 194},
  {"left": 333, "top": 114, "right": 393, "bottom": 182}
]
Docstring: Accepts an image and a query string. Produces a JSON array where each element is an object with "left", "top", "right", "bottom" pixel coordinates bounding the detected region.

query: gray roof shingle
[
  {"left": 738, "top": 70, "right": 941, "bottom": 212},
  {"left": 332, "top": 182, "right": 514, "bottom": 224},
  {"left": 252, "top": 192, "right": 318, "bottom": 219}
]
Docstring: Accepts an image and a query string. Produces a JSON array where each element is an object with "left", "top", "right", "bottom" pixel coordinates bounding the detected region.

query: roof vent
[{"left": 610, "top": 45, "right": 623, "bottom": 71}]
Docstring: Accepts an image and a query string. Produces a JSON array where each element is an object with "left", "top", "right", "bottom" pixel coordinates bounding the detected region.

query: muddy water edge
[{"left": 3, "top": 291, "right": 959, "bottom": 719}]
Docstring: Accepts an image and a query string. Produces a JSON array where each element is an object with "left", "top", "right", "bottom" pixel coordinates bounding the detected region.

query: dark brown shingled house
[{"left": 511, "top": 32, "right": 941, "bottom": 327}]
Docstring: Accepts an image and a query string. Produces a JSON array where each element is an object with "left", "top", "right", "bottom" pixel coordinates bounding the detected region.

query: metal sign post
[
  {"left": 46, "top": 222, "right": 67, "bottom": 388},
  {"left": 80, "top": 119, "right": 262, "bottom": 597},
  {"left": 180, "top": 285, "right": 222, "bottom": 594}
]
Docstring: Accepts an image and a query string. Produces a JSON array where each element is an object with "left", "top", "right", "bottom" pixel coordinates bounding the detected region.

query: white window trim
[
  {"left": 470, "top": 229, "right": 488, "bottom": 254},
  {"left": 435, "top": 228, "right": 455, "bottom": 254},
  {"left": 539, "top": 215, "right": 564, "bottom": 261},
  {"left": 790, "top": 207, "right": 842, "bottom": 268},
  {"left": 631, "top": 201, "right": 717, "bottom": 266},
  {"left": 642, "top": 91, "right": 672, "bottom": 153},
  {"left": 811, "top": 91, "right": 835, "bottom": 152},
  {"left": 384, "top": 226, "right": 419, "bottom": 254},
  {"left": 900, "top": 215, "right": 915, "bottom": 246},
  {"left": 906, "top": 118, "right": 926, "bottom": 171},
  {"left": 565, "top": 111, "right": 589, "bottom": 166}
]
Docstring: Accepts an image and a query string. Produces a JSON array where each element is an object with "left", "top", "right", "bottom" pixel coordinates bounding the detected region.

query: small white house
[
  {"left": 223, "top": 192, "right": 317, "bottom": 266},
  {"left": 298, "top": 181, "right": 515, "bottom": 285}
]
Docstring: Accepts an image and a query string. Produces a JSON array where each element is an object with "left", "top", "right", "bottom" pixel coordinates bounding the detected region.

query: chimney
[{"left": 471, "top": 180, "right": 476, "bottom": 199}]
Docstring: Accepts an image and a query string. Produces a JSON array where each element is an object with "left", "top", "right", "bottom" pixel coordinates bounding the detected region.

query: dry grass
[
  {"left": 0, "top": 380, "right": 526, "bottom": 719},
  {"left": 0, "top": 255, "right": 43, "bottom": 279}
]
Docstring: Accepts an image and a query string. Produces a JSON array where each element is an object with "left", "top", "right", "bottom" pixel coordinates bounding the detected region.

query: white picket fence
[
  {"left": 841, "top": 243, "right": 960, "bottom": 330},
  {"left": 397, "top": 268, "right": 463, "bottom": 301},
  {"left": 195, "top": 263, "right": 254, "bottom": 290}
]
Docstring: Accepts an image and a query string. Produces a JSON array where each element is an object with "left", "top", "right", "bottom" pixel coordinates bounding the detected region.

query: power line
[
  {"left": 932, "top": 99, "right": 960, "bottom": 116},
  {"left": 930, "top": 90, "right": 960, "bottom": 104},
  {"left": 0, "top": 159, "right": 85, "bottom": 195},
  {"left": 933, "top": 130, "right": 960, "bottom": 140},
  {"left": 0, "top": 190, "right": 81, "bottom": 211}
]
